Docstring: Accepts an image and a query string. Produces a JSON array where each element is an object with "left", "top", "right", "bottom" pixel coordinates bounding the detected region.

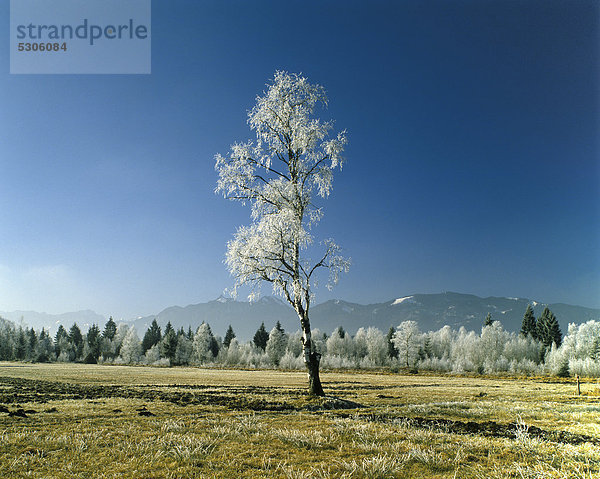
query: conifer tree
[
  {"left": 69, "top": 323, "right": 84, "bottom": 360},
  {"left": 27, "top": 328, "right": 38, "bottom": 359},
  {"left": 103, "top": 316, "right": 117, "bottom": 340},
  {"left": 537, "top": 307, "right": 562, "bottom": 348},
  {"left": 85, "top": 324, "right": 101, "bottom": 363},
  {"left": 15, "top": 329, "right": 27, "bottom": 360},
  {"left": 54, "top": 325, "right": 68, "bottom": 358},
  {"left": 484, "top": 313, "right": 494, "bottom": 327},
  {"left": 520, "top": 304, "right": 537, "bottom": 339},
  {"left": 160, "top": 324, "right": 178, "bottom": 366},
  {"left": 386, "top": 326, "right": 399, "bottom": 359},
  {"left": 223, "top": 325, "right": 236, "bottom": 348},
  {"left": 253, "top": 322, "right": 269, "bottom": 351},
  {"left": 142, "top": 319, "right": 162, "bottom": 354}
]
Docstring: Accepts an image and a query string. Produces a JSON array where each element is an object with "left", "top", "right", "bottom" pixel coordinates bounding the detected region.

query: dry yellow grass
[{"left": 0, "top": 362, "right": 598, "bottom": 478}]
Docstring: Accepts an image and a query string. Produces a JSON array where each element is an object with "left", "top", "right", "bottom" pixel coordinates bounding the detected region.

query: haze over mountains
[{"left": 2, "top": 292, "right": 598, "bottom": 340}]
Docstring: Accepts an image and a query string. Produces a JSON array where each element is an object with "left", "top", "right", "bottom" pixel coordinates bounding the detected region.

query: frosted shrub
[
  {"left": 144, "top": 344, "right": 161, "bottom": 364},
  {"left": 569, "top": 358, "right": 600, "bottom": 377},
  {"left": 279, "top": 351, "right": 304, "bottom": 370},
  {"left": 192, "top": 323, "right": 214, "bottom": 364},
  {"left": 429, "top": 325, "right": 455, "bottom": 359},
  {"left": 239, "top": 343, "right": 265, "bottom": 368},
  {"left": 266, "top": 326, "right": 287, "bottom": 366},
  {"left": 175, "top": 335, "right": 193, "bottom": 365},
  {"left": 451, "top": 357, "right": 476, "bottom": 373},
  {"left": 286, "top": 330, "right": 303, "bottom": 357},
  {"left": 483, "top": 356, "right": 510, "bottom": 374},
  {"left": 366, "top": 327, "right": 388, "bottom": 365},
  {"left": 321, "top": 355, "right": 357, "bottom": 369},
  {"left": 544, "top": 343, "right": 569, "bottom": 376},
  {"left": 418, "top": 356, "right": 452, "bottom": 372},
  {"left": 509, "top": 358, "right": 541, "bottom": 375},
  {"left": 326, "top": 330, "right": 354, "bottom": 358},
  {"left": 393, "top": 321, "right": 422, "bottom": 368},
  {"left": 151, "top": 358, "right": 171, "bottom": 367},
  {"left": 358, "top": 357, "right": 378, "bottom": 369},
  {"left": 559, "top": 321, "right": 600, "bottom": 361},
  {"left": 224, "top": 339, "right": 242, "bottom": 365},
  {"left": 353, "top": 328, "right": 369, "bottom": 359},
  {"left": 503, "top": 335, "right": 543, "bottom": 363},
  {"left": 119, "top": 326, "right": 142, "bottom": 364}
]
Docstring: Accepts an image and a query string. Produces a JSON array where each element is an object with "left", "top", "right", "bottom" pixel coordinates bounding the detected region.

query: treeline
[{"left": 1, "top": 305, "right": 599, "bottom": 377}]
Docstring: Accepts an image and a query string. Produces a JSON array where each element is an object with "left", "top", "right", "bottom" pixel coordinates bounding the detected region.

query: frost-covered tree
[
  {"left": 326, "top": 327, "right": 354, "bottom": 359},
  {"left": 215, "top": 71, "right": 349, "bottom": 396},
  {"left": 266, "top": 325, "right": 287, "bottom": 366},
  {"left": 286, "top": 330, "right": 303, "bottom": 357},
  {"left": 365, "top": 327, "right": 387, "bottom": 366},
  {"left": 353, "top": 328, "right": 369, "bottom": 360},
  {"left": 119, "top": 326, "right": 142, "bottom": 364},
  {"left": 193, "top": 322, "right": 217, "bottom": 363},
  {"left": 174, "top": 334, "right": 193, "bottom": 366},
  {"left": 393, "top": 321, "right": 422, "bottom": 368}
]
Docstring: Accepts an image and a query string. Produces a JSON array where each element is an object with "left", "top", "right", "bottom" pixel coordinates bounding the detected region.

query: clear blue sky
[{"left": 0, "top": 0, "right": 598, "bottom": 319}]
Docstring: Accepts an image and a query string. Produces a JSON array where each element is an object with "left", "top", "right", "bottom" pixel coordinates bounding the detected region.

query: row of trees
[{"left": 1, "top": 305, "right": 598, "bottom": 376}]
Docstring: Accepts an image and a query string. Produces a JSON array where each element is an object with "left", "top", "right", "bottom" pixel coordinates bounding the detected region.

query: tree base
[{"left": 307, "top": 351, "right": 325, "bottom": 396}]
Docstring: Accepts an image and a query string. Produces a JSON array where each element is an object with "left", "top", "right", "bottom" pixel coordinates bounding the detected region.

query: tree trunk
[
  {"left": 306, "top": 350, "right": 325, "bottom": 396},
  {"left": 298, "top": 310, "right": 325, "bottom": 397}
]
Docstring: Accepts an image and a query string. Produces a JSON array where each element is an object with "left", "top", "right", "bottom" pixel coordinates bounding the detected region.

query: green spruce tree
[
  {"left": 102, "top": 317, "right": 117, "bottom": 341},
  {"left": 386, "top": 326, "right": 399, "bottom": 359},
  {"left": 253, "top": 322, "right": 269, "bottom": 351},
  {"left": 537, "top": 307, "right": 562, "bottom": 348},
  {"left": 142, "top": 319, "right": 162, "bottom": 354},
  {"left": 223, "top": 325, "right": 236, "bottom": 348},
  {"left": 85, "top": 324, "right": 101, "bottom": 363},
  {"left": 520, "top": 304, "right": 537, "bottom": 339},
  {"left": 160, "top": 323, "right": 178, "bottom": 366},
  {"left": 69, "top": 323, "right": 84, "bottom": 360}
]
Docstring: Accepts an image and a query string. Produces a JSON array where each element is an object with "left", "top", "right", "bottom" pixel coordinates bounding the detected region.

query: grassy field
[{"left": 1, "top": 363, "right": 599, "bottom": 478}]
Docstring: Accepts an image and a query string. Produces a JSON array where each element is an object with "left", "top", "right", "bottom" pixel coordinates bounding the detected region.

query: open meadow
[{"left": 1, "top": 362, "right": 599, "bottom": 478}]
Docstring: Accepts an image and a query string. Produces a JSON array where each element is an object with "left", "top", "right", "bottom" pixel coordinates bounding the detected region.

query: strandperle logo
[
  {"left": 16, "top": 19, "right": 149, "bottom": 46},
  {"left": 10, "top": 0, "right": 151, "bottom": 74}
]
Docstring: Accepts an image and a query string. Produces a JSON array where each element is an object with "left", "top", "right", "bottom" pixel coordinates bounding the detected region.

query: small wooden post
[{"left": 576, "top": 374, "right": 581, "bottom": 396}]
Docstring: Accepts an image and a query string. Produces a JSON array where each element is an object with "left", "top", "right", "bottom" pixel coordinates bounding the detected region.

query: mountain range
[{"left": 3, "top": 292, "right": 597, "bottom": 340}]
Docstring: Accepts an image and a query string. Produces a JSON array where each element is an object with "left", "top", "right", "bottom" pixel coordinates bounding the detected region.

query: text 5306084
[{"left": 18, "top": 42, "right": 67, "bottom": 52}]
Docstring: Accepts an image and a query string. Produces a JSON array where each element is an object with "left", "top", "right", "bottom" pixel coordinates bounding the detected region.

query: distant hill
[
  {"left": 2, "top": 293, "right": 598, "bottom": 340},
  {"left": 130, "top": 292, "right": 599, "bottom": 340},
  {"left": 309, "top": 293, "right": 599, "bottom": 337},
  {"left": 0, "top": 310, "right": 106, "bottom": 336}
]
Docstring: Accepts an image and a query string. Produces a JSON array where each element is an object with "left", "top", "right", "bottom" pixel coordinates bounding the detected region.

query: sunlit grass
[{"left": 0, "top": 362, "right": 598, "bottom": 478}]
